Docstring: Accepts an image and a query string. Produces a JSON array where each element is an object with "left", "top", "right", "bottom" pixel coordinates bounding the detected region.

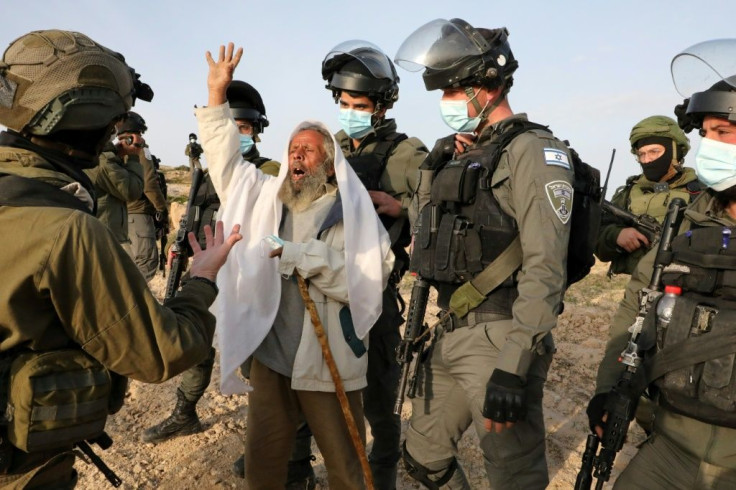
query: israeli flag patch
[{"left": 544, "top": 148, "right": 570, "bottom": 169}]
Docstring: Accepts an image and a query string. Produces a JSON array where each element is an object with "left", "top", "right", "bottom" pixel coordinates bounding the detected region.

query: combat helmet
[
  {"left": 0, "top": 30, "right": 152, "bottom": 137},
  {"left": 226, "top": 80, "right": 269, "bottom": 134},
  {"left": 629, "top": 115, "right": 690, "bottom": 160},
  {"left": 395, "top": 18, "right": 518, "bottom": 92},
  {"left": 671, "top": 39, "right": 736, "bottom": 132},
  {"left": 322, "top": 40, "right": 400, "bottom": 109},
  {"left": 116, "top": 111, "right": 147, "bottom": 134}
]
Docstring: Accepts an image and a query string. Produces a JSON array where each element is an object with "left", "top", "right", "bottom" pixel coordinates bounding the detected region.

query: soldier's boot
[
  {"left": 141, "top": 389, "right": 203, "bottom": 444},
  {"left": 285, "top": 456, "right": 316, "bottom": 490},
  {"left": 370, "top": 461, "right": 398, "bottom": 490}
]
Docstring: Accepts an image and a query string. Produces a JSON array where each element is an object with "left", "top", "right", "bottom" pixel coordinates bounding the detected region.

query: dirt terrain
[{"left": 75, "top": 168, "right": 645, "bottom": 489}]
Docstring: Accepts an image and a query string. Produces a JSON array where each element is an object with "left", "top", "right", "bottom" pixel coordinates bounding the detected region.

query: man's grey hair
[{"left": 297, "top": 125, "right": 335, "bottom": 170}]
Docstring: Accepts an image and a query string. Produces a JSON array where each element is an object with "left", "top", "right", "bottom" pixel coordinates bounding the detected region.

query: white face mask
[{"left": 695, "top": 137, "right": 736, "bottom": 191}]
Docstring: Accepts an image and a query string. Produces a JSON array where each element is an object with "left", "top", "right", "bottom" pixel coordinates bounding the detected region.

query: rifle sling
[
  {"left": 645, "top": 328, "right": 736, "bottom": 384},
  {"left": 469, "top": 236, "right": 522, "bottom": 296}
]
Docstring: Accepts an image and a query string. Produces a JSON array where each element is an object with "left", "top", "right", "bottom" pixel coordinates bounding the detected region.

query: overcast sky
[{"left": 4, "top": 0, "right": 735, "bottom": 196}]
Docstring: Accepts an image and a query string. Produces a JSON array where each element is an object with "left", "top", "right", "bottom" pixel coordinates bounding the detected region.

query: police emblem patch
[
  {"left": 545, "top": 180, "right": 573, "bottom": 224},
  {"left": 544, "top": 148, "right": 570, "bottom": 169}
]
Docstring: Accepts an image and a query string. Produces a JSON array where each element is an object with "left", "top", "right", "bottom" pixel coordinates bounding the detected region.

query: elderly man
[{"left": 195, "top": 43, "right": 393, "bottom": 489}]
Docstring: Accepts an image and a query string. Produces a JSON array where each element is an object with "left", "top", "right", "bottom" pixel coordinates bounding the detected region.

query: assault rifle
[
  {"left": 601, "top": 200, "right": 662, "bottom": 249},
  {"left": 393, "top": 277, "right": 431, "bottom": 415},
  {"left": 164, "top": 168, "right": 203, "bottom": 301},
  {"left": 76, "top": 433, "right": 122, "bottom": 487},
  {"left": 575, "top": 197, "right": 686, "bottom": 490}
]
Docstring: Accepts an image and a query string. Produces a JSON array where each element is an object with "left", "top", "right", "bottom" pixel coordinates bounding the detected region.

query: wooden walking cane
[{"left": 295, "top": 273, "right": 374, "bottom": 490}]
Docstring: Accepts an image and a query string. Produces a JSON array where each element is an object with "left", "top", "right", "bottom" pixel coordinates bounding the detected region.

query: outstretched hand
[
  {"left": 188, "top": 221, "right": 243, "bottom": 281},
  {"left": 205, "top": 43, "right": 243, "bottom": 107}
]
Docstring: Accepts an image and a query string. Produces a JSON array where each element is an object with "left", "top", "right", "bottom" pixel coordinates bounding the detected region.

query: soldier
[
  {"left": 142, "top": 80, "right": 279, "bottom": 446},
  {"left": 588, "top": 40, "right": 736, "bottom": 489},
  {"left": 269, "top": 40, "right": 428, "bottom": 489},
  {"left": 596, "top": 115, "right": 700, "bottom": 276},
  {"left": 185, "top": 133, "right": 203, "bottom": 172},
  {"left": 122, "top": 112, "right": 170, "bottom": 282},
  {"left": 0, "top": 29, "right": 241, "bottom": 487},
  {"left": 83, "top": 113, "right": 145, "bottom": 256},
  {"left": 394, "top": 19, "right": 573, "bottom": 487}
]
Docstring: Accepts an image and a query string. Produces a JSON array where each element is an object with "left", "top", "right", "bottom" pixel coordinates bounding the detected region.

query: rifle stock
[
  {"left": 165, "top": 168, "right": 203, "bottom": 301},
  {"left": 394, "top": 277, "right": 430, "bottom": 415},
  {"left": 580, "top": 198, "right": 686, "bottom": 489}
]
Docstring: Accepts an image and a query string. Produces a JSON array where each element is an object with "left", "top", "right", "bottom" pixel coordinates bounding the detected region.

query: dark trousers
[
  {"left": 291, "top": 284, "right": 403, "bottom": 486},
  {"left": 178, "top": 346, "right": 216, "bottom": 402}
]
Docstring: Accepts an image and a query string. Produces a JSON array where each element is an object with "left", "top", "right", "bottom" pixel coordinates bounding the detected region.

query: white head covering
[{"left": 213, "top": 119, "right": 391, "bottom": 394}]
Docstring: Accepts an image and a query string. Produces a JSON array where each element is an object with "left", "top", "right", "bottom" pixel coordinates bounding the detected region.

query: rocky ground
[{"left": 75, "top": 168, "right": 645, "bottom": 489}]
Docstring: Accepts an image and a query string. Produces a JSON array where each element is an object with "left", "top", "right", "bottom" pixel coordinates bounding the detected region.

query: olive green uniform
[
  {"left": 84, "top": 145, "right": 143, "bottom": 254},
  {"left": 127, "top": 151, "right": 168, "bottom": 281},
  {"left": 335, "top": 118, "right": 427, "bottom": 482},
  {"left": 406, "top": 114, "right": 572, "bottom": 489},
  {"left": 0, "top": 147, "right": 219, "bottom": 487},
  {"left": 595, "top": 168, "right": 700, "bottom": 275},
  {"left": 594, "top": 189, "right": 736, "bottom": 489}
]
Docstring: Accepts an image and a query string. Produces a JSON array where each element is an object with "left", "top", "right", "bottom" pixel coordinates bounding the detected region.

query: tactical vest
[
  {"left": 345, "top": 133, "right": 411, "bottom": 273},
  {"left": 0, "top": 174, "right": 125, "bottom": 454},
  {"left": 645, "top": 225, "right": 736, "bottom": 428},
  {"left": 607, "top": 176, "right": 703, "bottom": 276},
  {"left": 411, "top": 121, "right": 601, "bottom": 313}
]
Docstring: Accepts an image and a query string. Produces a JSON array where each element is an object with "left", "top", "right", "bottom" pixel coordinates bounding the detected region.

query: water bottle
[{"left": 656, "top": 285, "right": 681, "bottom": 348}]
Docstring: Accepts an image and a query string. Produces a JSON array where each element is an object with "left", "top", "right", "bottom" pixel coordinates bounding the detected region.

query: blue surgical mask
[
  {"left": 338, "top": 108, "right": 374, "bottom": 139},
  {"left": 440, "top": 99, "right": 482, "bottom": 133},
  {"left": 695, "top": 137, "right": 736, "bottom": 191},
  {"left": 239, "top": 134, "right": 254, "bottom": 155}
]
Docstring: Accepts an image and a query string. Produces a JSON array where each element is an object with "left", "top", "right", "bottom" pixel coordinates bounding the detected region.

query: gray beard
[{"left": 278, "top": 164, "right": 330, "bottom": 213}]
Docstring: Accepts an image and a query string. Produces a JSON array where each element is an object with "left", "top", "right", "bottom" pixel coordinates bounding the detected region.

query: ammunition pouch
[
  {"left": 429, "top": 159, "right": 482, "bottom": 205},
  {"left": 5, "top": 349, "right": 115, "bottom": 453},
  {"left": 651, "top": 294, "right": 736, "bottom": 428},
  {"left": 645, "top": 226, "right": 736, "bottom": 427}
]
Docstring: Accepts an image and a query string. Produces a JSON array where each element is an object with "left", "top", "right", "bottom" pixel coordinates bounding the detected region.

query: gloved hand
[
  {"left": 422, "top": 135, "right": 457, "bottom": 170},
  {"left": 586, "top": 393, "right": 608, "bottom": 434},
  {"left": 155, "top": 209, "right": 169, "bottom": 230},
  {"left": 449, "top": 281, "right": 486, "bottom": 319},
  {"left": 482, "top": 369, "right": 527, "bottom": 424}
]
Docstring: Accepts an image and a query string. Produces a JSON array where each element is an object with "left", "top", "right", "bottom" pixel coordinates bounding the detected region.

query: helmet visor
[
  {"left": 671, "top": 39, "right": 736, "bottom": 97},
  {"left": 394, "top": 19, "right": 487, "bottom": 72},
  {"left": 322, "top": 40, "right": 396, "bottom": 80}
]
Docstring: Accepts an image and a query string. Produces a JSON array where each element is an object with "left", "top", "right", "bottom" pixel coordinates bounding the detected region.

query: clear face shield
[
  {"left": 671, "top": 39, "right": 736, "bottom": 98},
  {"left": 322, "top": 40, "right": 396, "bottom": 81},
  {"left": 394, "top": 18, "right": 488, "bottom": 73}
]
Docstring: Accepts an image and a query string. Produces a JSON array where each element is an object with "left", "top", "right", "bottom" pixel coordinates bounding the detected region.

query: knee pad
[{"left": 401, "top": 441, "right": 457, "bottom": 489}]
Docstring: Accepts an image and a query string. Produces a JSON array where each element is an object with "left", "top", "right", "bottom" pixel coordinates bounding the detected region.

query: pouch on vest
[
  {"left": 429, "top": 159, "right": 482, "bottom": 204},
  {"left": 6, "top": 349, "right": 112, "bottom": 452},
  {"left": 647, "top": 226, "right": 736, "bottom": 427}
]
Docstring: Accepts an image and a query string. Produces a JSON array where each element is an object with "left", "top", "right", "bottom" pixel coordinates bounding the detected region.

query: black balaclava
[{"left": 637, "top": 136, "right": 674, "bottom": 182}]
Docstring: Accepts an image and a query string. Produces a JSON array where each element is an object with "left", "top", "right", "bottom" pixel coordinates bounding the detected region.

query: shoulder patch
[
  {"left": 544, "top": 148, "right": 570, "bottom": 169},
  {"left": 545, "top": 180, "right": 574, "bottom": 224}
]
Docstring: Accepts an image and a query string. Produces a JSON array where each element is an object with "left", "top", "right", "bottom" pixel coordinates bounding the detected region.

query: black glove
[
  {"left": 155, "top": 209, "right": 169, "bottom": 231},
  {"left": 674, "top": 98, "right": 698, "bottom": 134},
  {"left": 482, "top": 369, "right": 527, "bottom": 423},
  {"left": 421, "top": 134, "right": 456, "bottom": 171},
  {"left": 586, "top": 393, "right": 608, "bottom": 433}
]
